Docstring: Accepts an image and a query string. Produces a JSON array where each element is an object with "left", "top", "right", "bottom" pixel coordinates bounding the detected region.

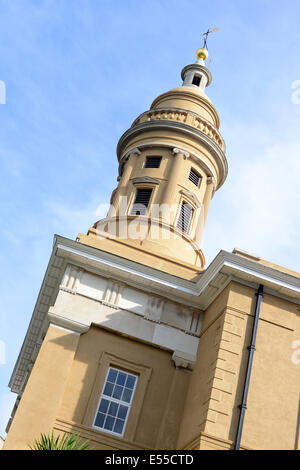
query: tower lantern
[{"left": 181, "top": 48, "right": 212, "bottom": 91}]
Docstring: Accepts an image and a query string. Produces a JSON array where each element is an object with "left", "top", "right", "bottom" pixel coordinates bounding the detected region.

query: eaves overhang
[
  {"left": 8, "top": 235, "right": 300, "bottom": 395},
  {"left": 55, "top": 237, "right": 300, "bottom": 307},
  {"left": 8, "top": 242, "right": 68, "bottom": 394},
  {"left": 196, "top": 249, "right": 300, "bottom": 309}
]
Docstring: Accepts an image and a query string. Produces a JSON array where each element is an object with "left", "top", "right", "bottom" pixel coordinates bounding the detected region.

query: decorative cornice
[
  {"left": 48, "top": 309, "right": 89, "bottom": 334},
  {"left": 131, "top": 107, "right": 225, "bottom": 151},
  {"left": 9, "top": 235, "right": 300, "bottom": 395},
  {"left": 179, "top": 189, "right": 202, "bottom": 208},
  {"left": 150, "top": 91, "right": 220, "bottom": 129},
  {"left": 117, "top": 120, "right": 228, "bottom": 189}
]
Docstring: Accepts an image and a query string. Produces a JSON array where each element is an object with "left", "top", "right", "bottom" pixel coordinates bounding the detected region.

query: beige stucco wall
[
  {"left": 3, "top": 325, "right": 80, "bottom": 450},
  {"left": 55, "top": 325, "right": 191, "bottom": 450},
  {"left": 241, "top": 289, "right": 300, "bottom": 450},
  {"left": 4, "top": 323, "right": 191, "bottom": 450},
  {"left": 4, "top": 280, "right": 299, "bottom": 450},
  {"left": 84, "top": 143, "right": 219, "bottom": 270},
  {"left": 177, "top": 281, "right": 300, "bottom": 450}
]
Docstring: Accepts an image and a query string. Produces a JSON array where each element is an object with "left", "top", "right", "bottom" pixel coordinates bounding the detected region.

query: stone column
[
  {"left": 107, "top": 147, "right": 141, "bottom": 218},
  {"left": 202, "top": 176, "right": 216, "bottom": 226},
  {"left": 161, "top": 148, "right": 190, "bottom": 222}
]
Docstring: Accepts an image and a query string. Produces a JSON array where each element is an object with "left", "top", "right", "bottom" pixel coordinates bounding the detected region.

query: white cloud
[
  {"left": 203, "top": 119, "right": 300, "bottom": 271},
  {"left": 46, "top": 195, "right": 111, "bottom": 238}
]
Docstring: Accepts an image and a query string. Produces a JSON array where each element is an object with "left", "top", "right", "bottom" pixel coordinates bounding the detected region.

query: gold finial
[{"left": 196, "top": 48, "right": 209, "bottom": 61}]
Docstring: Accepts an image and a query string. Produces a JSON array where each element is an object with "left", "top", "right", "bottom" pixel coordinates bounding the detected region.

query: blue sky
[{"left": 0, "top": 0, "right": 300, "bottom": 438}]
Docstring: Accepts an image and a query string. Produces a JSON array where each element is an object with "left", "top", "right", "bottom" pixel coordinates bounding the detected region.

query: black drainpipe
[{"left": 234, "top": 284, "right": 264, "bottom": 450}]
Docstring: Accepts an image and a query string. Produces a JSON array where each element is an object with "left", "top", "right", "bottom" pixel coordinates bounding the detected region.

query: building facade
[{"left": 3, "top": 48, "right": 300, "bottom": 450}]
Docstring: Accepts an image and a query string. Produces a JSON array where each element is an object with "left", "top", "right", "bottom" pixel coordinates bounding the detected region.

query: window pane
[
  {"left": 104, "top": 415, "right": 115, "bottom": 431},
  {"left": 112, "top": 385, "right": 123, "bottom": 400},
  {"left": 95, "top": 368, "right": 138, "bottom": 437},
  {"left": 116, "top": 372, "right": 126, "bottom": 386},
  {"left": 108, "top": 401, "right": 119, "bottom": 417},
  {"left": 114, "top": 419, "right": 125, "bottom": 434},
  {"left": 103, "top": 382, "right": 114, "bottom": 397},
  {"left": 99, "top": 398, "right": 109, "bottom": 413},
  {"left": 118, "top": 404, "right": 128, "bottom": 420},
  {"left": 125, "top": 375, "right": 136, "bottom": 389},
  {"left": 107, "top": 369, "right": 118, "bottom": 383},
  {"left": 122, "top": 388, "right": 133, "bottom": 403},
  {"left": 94, "top": 412, "right": 105, "bottom": 428}
]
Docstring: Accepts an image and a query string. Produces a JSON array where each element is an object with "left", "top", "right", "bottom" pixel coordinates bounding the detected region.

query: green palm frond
[{"left": 29, "top": 431, "right": 89, "bottom": 450}]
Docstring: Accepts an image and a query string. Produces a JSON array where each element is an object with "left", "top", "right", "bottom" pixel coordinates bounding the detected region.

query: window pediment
[
  {"left": 179, "top": 189, "right": 201, "bottom": 208},
  {"left": 132, "top": 177, "right": 160, "bottom": 185}
]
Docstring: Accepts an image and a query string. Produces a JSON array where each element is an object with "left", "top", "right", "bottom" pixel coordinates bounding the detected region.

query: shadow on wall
[{"left": 48, "top": 317, "right": 191, "bottom": 450}]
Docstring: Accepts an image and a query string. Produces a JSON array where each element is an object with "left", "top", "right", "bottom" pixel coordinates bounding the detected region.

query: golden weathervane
[{"left": 196, "top": 27, "right": 218, "bottom": 61}]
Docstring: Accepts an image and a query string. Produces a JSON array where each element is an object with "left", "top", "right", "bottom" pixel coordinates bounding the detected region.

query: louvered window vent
[
  {"left": 176, "top": 202, "right": 194, "bottom": 234},
  {"left": 144, "top": 157, "right": 162, "bottom": 168},
  {"left": 130, "top": 189, "right": 152, "bottom": 215},
  {"left": 189, "top": 168, "right": 201, "bottom": 187}
]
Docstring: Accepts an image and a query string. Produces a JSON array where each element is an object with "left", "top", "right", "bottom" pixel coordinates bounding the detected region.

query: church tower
[
  {"left": 77, "top": 47, "right": 227, "bottom": 277},
  {"left": 3, "top": 47, "right": 299, "bottom": 451}
]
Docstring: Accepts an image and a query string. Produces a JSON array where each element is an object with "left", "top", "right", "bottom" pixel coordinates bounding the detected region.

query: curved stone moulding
[
  {"left": 117, "top": 122, "right": 227, "bottom": 189},
  {"left": 131, "top": 107, "right": 225, "bottom": 152}
]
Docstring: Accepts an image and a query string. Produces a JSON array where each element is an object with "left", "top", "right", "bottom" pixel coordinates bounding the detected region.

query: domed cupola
[{"left": 81, "top": 47, "right": 228, "bottom": 275}]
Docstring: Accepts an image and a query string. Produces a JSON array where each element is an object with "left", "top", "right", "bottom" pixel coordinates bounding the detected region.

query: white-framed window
[
  {"left": 130, "top": 188, "right": 153, "bottom": 215},
  {"left": 176, "top": 201, "right": 194, "bottom": 234},
  {"left": 93, "top": 367, "right": 138, "bottom": 437}
]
